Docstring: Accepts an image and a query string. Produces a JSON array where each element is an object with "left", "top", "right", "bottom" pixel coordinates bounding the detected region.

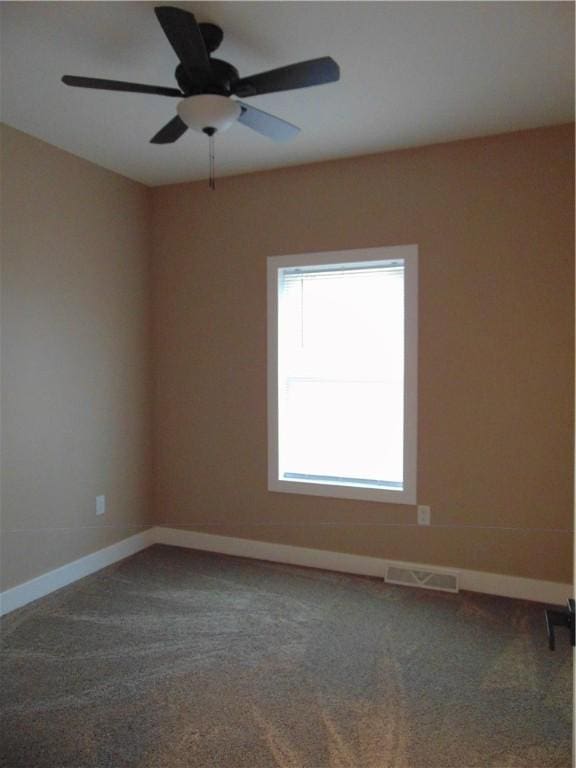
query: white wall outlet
[
  {"left": 96, "top": 495, "right": 106, "bottom": 516},
  {"left": 417, "top": 505, "right": 431, "bottom": 526}
]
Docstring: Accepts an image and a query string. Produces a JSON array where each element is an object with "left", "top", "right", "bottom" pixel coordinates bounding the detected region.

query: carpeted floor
[{"left": 0, "top": 544, "right": 572, "bottom": 768}]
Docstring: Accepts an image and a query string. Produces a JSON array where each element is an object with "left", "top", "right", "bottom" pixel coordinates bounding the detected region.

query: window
[{"left": 268, "top": 245, "right": 418, "bottom": 504}]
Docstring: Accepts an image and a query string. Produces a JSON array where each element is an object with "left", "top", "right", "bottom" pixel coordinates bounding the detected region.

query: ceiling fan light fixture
[{"left": 177, "top": 94, "right": 241, "bottom": 134}]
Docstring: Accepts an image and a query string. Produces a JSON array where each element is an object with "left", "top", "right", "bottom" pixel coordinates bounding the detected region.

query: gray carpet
[{"left": 0, "top": 544, "right": 572, "bottom": 767}]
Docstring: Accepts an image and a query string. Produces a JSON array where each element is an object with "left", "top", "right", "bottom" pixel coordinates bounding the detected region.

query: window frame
[{"left": 267, "top": 244, "right": 418, "bottom": 505}]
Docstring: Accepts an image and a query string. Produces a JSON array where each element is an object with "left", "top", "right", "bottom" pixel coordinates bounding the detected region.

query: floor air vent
[{"left": 385, "top": 565, "right": 459, "bottom": 594}]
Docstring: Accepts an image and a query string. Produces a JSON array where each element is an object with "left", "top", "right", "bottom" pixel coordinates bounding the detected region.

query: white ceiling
[{"left": 1, "top": 1, "right": 573, "bottom": 187}]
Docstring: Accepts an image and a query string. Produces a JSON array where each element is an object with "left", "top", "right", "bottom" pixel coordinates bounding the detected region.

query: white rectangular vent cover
[{"left": 385, "top": 565, "right": 459, "bottom": 593}]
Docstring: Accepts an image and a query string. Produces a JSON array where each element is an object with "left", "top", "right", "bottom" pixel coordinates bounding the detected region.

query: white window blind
[{"left": 277, "top": 259, "right": 405, "bottom": 490}]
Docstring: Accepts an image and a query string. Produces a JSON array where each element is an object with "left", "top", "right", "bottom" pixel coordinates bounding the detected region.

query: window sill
[{"left": 268, "top": 477, "right": 416, "bottom": 505}]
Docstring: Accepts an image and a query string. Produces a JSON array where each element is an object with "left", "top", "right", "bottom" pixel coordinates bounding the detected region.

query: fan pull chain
[{"left": 209, "top": 133, "right": 216, "bottom": 190}]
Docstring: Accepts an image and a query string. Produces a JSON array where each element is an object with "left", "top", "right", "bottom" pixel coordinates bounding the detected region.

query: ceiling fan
[{"left": 62, "top": 5, "right": 340, "bottom": 148}]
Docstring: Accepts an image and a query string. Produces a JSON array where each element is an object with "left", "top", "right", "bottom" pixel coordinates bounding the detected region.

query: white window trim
[{"left": 267, "top": 244, "right": 418, "bottom": 505}]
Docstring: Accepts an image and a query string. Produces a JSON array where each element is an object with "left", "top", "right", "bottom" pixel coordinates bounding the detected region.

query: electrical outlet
[
  {"left": 417, "top": 505, "right": 431, "bottom": 526},
  {"left": 96, "top": 495, "right": 106, "bottom": 516}
]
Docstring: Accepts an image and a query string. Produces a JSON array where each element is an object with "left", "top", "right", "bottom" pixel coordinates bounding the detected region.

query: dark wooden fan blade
[
  {"left": 150, "top": 115, "right": 188, "bottom": 144},
  {"left": 62, "top": 75, "right": 182, "bottom": 97},
  {"left": 232, "top": 57, "right": 339, "bottom": 98},
  {"left": 154, "top": 6, "right": 212, "bottom": 82},
  {"left": 236, "top": 102, "right": 300, "bottom": 142}
]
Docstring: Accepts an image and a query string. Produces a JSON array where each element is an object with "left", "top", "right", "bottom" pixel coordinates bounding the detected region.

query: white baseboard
[
  {"left": 154, "top": 525, "right": 388, "bottom": 576},
  {"left": 152, "top": 526, "right": 574, "bottom": 606},
  {"left": 1, "top": 525, "right": 571, "bottom": 616},
  {"left": 0, "top": 528, "right": 154, "bottom": 616}
]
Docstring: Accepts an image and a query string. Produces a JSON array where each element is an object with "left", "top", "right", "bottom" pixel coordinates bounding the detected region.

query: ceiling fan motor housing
[
  {"left": 177, "top": 94, "right": 242, "bottom": 134},
  {"left": 175, "top": 59, "right": 239, "bottom": 96}
]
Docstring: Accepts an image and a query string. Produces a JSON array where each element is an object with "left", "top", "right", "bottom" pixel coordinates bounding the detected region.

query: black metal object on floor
[{"left": 545, "top": 598, "right": 575, "bottom": 650}]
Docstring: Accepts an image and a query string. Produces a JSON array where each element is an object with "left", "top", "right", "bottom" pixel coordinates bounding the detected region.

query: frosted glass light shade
[{"left": 177, "top": 95, "right": 241, "bottom": 134}]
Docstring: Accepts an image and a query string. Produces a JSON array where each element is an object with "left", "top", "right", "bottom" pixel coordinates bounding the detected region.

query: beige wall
[
  {"left": 151, "top": 124, "right": 574, "bottom": 583},
  {"left": 1, "top": 122, "right": 572, "bottom": 592},
  {"left": 0, "top": 124, "right": 152, "bottom": 590}
]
